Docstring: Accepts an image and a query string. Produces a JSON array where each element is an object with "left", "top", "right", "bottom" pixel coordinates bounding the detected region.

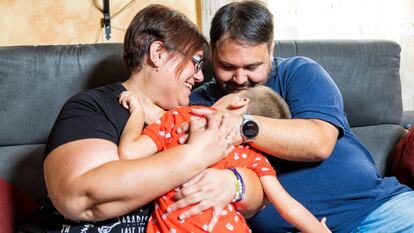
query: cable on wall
[
  {"left": 103, "top": 0, "right": 111, "bottom": 40},
  {"left": 95, "top": 0, "right": 136, "bottom": 43}
]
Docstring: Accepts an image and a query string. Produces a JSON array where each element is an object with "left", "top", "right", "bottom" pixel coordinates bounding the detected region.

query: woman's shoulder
[
  {"left": 64, "top": 83, "right": 126, "bottom": 109},
  {"left": 71, "top": 83, "right": 125, "bottom": 101}
]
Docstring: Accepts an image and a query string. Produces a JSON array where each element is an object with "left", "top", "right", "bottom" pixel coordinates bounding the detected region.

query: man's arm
[
  {"left": 252, "top": 116, "right": 339, "bottom": 162},
  {"left": 189, "top": 108, "right": 339, "bottom": 162}
]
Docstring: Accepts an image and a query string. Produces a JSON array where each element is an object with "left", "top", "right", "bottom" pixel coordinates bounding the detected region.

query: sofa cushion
[
  {"left": 352, "top": 125, "right": 406, "bottom": 175},
  {"left": 0, "top": 44, "right": 129, "bottom": 206},
  {"left": 0, "top": 145, "right": 46, "bottom": 204},
  {"left": 0, "top": 44, "right": 129, "bottom": 146}
]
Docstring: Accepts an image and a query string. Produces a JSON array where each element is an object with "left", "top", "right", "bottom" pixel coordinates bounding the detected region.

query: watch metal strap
[{"left": 242, "top": 114, "right": 255, "bottom": 122}]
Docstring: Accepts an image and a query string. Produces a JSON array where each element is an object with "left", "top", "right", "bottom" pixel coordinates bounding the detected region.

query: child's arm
[
  {"left": 260, "top": 176, "right": 331, "bottom": 233},
  {"left": 118, "top": 91, "right": 158, "bottom": 160}
]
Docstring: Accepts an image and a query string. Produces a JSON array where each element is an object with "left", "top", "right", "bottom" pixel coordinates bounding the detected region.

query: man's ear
[
  {"left": 228, "top": 97, "right": 249, "bottom": 110},
  {"left": 149, "top": 41, "right": 167, "bottom": 68},
  {"left": 269, "top": 43, "right": 275, "bottom": 61}
]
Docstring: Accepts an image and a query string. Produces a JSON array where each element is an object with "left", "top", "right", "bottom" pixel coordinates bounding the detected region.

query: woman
[{"left": 19, "top": 4, "right": 263, "bottom": 233}]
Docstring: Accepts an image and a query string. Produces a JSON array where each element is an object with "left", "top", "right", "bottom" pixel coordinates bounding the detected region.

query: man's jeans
[{"left": 350, "top": 191, "right": 414, "bottom": 233}]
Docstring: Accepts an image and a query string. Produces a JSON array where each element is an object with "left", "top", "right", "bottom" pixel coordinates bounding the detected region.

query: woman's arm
[
  {"left": 45, "top": 113, "right": 231, "bottom": 222},
  {"left": 167, "top": 167, "right": 264, "bottom": 231},
  {"left": 260, "top": 175, "right": 331, "bottom": 233},
  {"left": 169, "top": 167, "right": 264, "bottom": 216}
]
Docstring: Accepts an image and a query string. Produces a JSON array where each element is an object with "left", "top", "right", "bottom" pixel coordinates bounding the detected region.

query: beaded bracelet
[{"left": 228, "top": 168, "right": 245, "bottom": 202}]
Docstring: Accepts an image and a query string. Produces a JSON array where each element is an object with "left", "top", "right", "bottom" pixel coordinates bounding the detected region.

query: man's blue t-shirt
[{"left": 190, "top": 57, "right": 410, "bottom": 233}]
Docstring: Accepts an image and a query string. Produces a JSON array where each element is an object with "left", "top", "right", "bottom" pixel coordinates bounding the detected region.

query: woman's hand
[
  {"left": 185, "top": 110, "right": 234, "bottom": 166},
  {"left": 178, "top": 108, "right": 244, "bottom": 146},
  {"left": 167, "top": 168, "right": 236, "bottom": 232}
]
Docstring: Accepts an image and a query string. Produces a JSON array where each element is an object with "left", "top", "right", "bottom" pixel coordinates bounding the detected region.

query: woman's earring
[{"left": 154, "top": 61, "right": 159, "bottom": 72}]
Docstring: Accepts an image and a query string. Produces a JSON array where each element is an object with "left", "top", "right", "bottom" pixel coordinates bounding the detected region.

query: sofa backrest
[
  {"left": 274, "top": 40, "right": 402, "bottom": 127},
  {"left": 0, "top": 40, "right": 406, "bottom": 205},
  {"left": 272, "top": 40, "right": 406, "bottom": 176},
  {"left": 0, "top": 44, "right": 128, "bottom": 204}
]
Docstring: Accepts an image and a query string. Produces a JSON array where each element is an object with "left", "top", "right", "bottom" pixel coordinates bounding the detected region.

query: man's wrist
[{"left": 240, "top": 114, "right": 259, "bottom": 143}]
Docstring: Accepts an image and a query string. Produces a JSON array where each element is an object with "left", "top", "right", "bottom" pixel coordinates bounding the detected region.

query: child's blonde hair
[{"left": 241, "top": 86, "right": 291, "bottom": 119}]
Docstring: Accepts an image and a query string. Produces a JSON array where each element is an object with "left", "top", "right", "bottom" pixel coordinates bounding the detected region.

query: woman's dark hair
[
  {"left": 124, "top": 4, "right": 208, "bottom": 74},
  {"left": 210, "top": 0, "right": 274, "bottom": 50}
]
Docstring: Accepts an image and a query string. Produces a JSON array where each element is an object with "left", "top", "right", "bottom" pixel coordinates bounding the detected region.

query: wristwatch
[{"left": 240, "top": 114, "right": 259, "bottom": 143}]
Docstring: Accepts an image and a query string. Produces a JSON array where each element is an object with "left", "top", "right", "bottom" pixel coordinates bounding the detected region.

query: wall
[
  {"left": 0, "top": 0, "right": 200, "bottom": 46},
  {"left": 1, "top": 0, "right": 413, "bottom": 111}
]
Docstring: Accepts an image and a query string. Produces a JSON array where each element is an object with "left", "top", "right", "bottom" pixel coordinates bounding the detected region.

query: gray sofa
[{"left": 0, "top": 40, "right": 407, "bottom": 228}]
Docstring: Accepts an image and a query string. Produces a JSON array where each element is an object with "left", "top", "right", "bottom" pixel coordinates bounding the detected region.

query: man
[{"left": 190, "top": 1, "right": 414, "bottom": 232}]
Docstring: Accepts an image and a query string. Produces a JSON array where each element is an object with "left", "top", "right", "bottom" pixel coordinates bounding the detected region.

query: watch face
[{"left": 242, "top": 120, "right": 259, "bottom": 139}]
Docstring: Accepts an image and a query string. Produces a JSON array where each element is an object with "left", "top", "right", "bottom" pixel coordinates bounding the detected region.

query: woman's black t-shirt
[
  {"left": 20, "top": 83, "right": 152, "bottom": 233},
  {"left": 46, "top": 83, "right": 130, "bottom": 155}
]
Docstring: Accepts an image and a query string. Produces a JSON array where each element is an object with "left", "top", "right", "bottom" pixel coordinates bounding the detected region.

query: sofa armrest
[{"left": 402, "top": 111, "right": 414, "bottom": 129}]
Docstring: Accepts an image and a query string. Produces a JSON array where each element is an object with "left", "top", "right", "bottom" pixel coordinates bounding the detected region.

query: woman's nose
[{"left": 193, "top": 70, "right": 204, "bottom": 82}]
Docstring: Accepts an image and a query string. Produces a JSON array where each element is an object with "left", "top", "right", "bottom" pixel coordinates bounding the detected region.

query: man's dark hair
[
  {"left": 210, "top": 0, "right": 274, "bottom": 50},
  {"left": 123, "top": 4, "right": 208, "bottom": 74}
]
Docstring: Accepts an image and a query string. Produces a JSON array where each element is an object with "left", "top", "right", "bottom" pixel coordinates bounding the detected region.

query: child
[{"left": 118, "top": 86, "right": 330, "bottom": 233}]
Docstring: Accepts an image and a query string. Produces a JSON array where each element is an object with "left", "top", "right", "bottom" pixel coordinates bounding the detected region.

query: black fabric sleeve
[{"left": 45, "top": 91, "right": 122, "bottom": 156}]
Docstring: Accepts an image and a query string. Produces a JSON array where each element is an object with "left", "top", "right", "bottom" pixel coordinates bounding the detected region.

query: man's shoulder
[
  {"left": 191, "top": 80, "right": 217, "bottom": 95},
  {"left": 277, "top": 56, "right": 319, "bottom": 70},
  {"left": 190, "top": 80, "right": 222, "bottom": 106},
  {"left": 275, "top": 56, "right": 327, "bottom": 82}
]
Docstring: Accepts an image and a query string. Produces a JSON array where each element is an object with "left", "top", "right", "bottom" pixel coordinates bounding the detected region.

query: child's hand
[
  {"left": 118, "top": 91, "right": 143, "bottom": 114},
  {"left": 320, "top": 217, "right": 332, "bottom": 233}
]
